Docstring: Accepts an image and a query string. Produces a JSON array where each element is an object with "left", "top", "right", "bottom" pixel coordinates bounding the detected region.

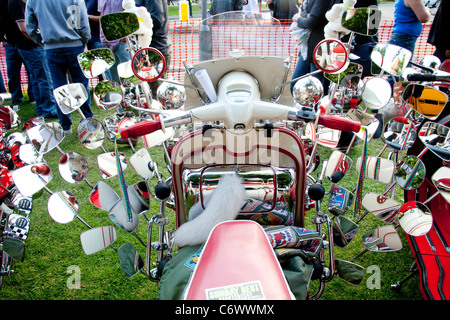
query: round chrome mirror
[
  {"left": 398, "top": 201, "right": 432, "bottom": 236},
  {"left": 132, "top": 47, "right": 166, "bottom": 82},
  {"left": 77, "top": 118, "right": 106, "bottom": 150},
  {"left": 361, "top": 77, "right": 391, "bottom": 110},
  {"left": 313, "top": 39, "right": 349, "bottom": 74},
  {"left": 93, "top": 80, "right": 123, "bottom": 111},
  {"left": 292, "top": 76, "right": 323, "bottom": 106},
  {"left": 47, "top": 191, "right": 79, "bottom": 224},
  {"left": 382, "top": 117, "right": 417, "bottom": 151},
  {"left": 393, "top": 155, "right": 425, "bottom": 190},
  {"left": 58, "top": 151, "right": 89, "bottom": 184},
  {"left": 156, "top": 81, "right": 187, "bottom": 109}
]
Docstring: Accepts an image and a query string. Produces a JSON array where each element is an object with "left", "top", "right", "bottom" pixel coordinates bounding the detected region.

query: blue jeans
[
  {"left": 4, "top": 43, "right": 35, "bottom": 103},
  {"left": 45, "top": 46, "right": 94, "bottom": 130},
  {"left": 18, "top": 46, "right": 57, "bottom": 117},
  {"left": 0, "top": 70, "right": 6, "bottom": 93},
  {"left": 388, "top": 32, "right": 417, "bottom": 57},
  {"left": 291, "top": 53, "right": 323, "bottom": 94},
  {"left": 4, "top": 43, "right": 25, "bottom": 103},
  {"left": 351, "top": 41, "right": 376, "bottom": 78},
  {"left": 110, "top": 42, "right": 131, "bottom": 84}
]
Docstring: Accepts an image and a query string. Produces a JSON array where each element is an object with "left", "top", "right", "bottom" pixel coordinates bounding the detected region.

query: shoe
[
  {"left": 63, "top": 128, "right": 73, "bottom": 135},
  {"left": 12, "top": 105, "right": 20, "bottom": 112}
]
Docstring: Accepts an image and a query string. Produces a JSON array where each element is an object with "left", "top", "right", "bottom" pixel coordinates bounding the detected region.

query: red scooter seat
[{"left": 184, "top": 220, "right": 294, "bottom": 300}]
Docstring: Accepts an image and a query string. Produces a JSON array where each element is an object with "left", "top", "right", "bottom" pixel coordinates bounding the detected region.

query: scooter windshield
[
  {"left": 189, "top": 11, "right": 285, "bottom": 62},
  {"left": 183, "top": 12, "right": 295, "bottom": 107}
]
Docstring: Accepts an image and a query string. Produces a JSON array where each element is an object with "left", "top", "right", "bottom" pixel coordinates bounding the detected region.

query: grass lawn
[{"left": 0, "top": 93, "right": 423, "bottom": 301}]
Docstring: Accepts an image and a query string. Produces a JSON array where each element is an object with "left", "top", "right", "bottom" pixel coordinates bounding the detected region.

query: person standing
[
  {"left": 135, "top": 0, "right": 173, "bottom": 95},
  {"left": 209, "top": 0, "right": 244, "bottom": 15},
  {"left": 427, "top": 0, "right": 450, "bottom": 62},
  {"left": 389, "top": 0, "right": 431, "bottom": 56},
  {"left": 0, "top": 0, "right": 34, "bottom": 107},
  {"left": 290, "top": 0, "right": 332, "bottom": 93},
  {"left": 267, "top": 0, "right": 299, "bottom": 23},
  {"left": 8, "top": 0, "right": 58, "bottom": 119},
  {"left": 25, "top": 0, "right": 94, "bottom": 135}
]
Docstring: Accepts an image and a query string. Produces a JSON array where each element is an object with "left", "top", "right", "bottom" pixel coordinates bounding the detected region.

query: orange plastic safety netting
[{"left": 0, "top": 19, "right": 436, "bottom": 95}]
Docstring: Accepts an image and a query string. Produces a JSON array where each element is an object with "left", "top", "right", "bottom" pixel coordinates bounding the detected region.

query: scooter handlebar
[
  {"left": 317, "top": 114, "right": 361, "bottom": 133},
  {"left": 118, "top": 118, "right": 163, "bottom": 139},
  {"left": 407, "top": 73, "right": 450, "bottom": 82}
]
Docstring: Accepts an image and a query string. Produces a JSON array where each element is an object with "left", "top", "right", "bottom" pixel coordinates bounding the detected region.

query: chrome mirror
[
  {"left": 398, "top": 201, "right": 432, "bottom": 236},
  {"left": 47, "top": 191, "right": 79, "bottom": 224},
  {"left": 132, "top": 47, "right": 166, "bottom": 82},
  {"left": 53, "top": 83, "right": 89, "bottom": 114},
  {"left": 313, "top": 39, "right": 349, "bottom": 73},
  {"left": 26, "top": 122, "right": 64, "bottom": 154},
  {"left": 393, "top": 155, "right": 425, "bottom": 190},
  {"left": 12, "top": 163, "right": 53, "bottom": 197},
  {"left": 80, "top": 226, "right": 117, "bottom": 255},
  {"left": 362, "top": 77, "right": 392, "bottom": 110},
  {"left": 58, "top": 151, "right": 89, "bottom": 184},
  {"left": 402, "top": 84, "right": 448, "bottom": 121},
  {"left": 356, "top": 156, "right": 394, "bottom": 184},
  {"left": 362, "top": 225, "right": 402, "bottom": 252},
  {"left": 93, "top": 80, "right": 123, "bottom": 111},
  {"left": 100, "top": 12, "right": 139, "bottom": 41},
  {"left": 418, "top": 122, "right": 450, "bottom": 161},
  {"left": 117, "top": 242, "right": 144, "bottom": 278},
  {"left": 362, "top": 192, "right": 401, "bottom": 223},
  {"left": 77, "top": 118, "right": 105, "bottom": 150},
  {"left": 370, "top": 43, "right": 412, "bottom": 77},
  {"left": 341, "top": 7, "right": 382, "bottom": 36},
  {"left": 432, "top": 166, "right": 450, "bottom": 204},
  {"left": 89, "top": 181, "right": 120, "bottom": 212},
  {"left": 78, "top": 48, "right": 115, "bottom": 79},
  {"left": 382, "top": 117, "right": 417, "bottom": 151}
]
